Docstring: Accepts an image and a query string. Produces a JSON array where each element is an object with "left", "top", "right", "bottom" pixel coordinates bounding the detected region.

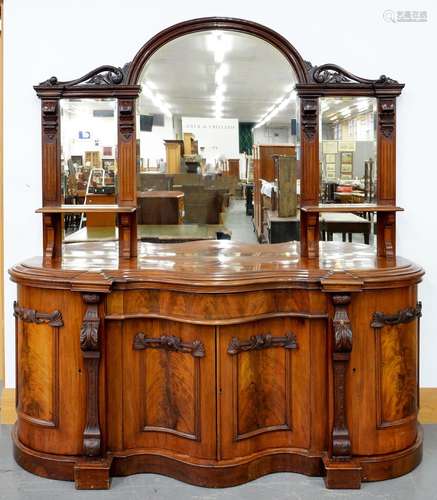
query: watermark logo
[{"left": 383, "top": 10, "right": 428, "bottom": 23}]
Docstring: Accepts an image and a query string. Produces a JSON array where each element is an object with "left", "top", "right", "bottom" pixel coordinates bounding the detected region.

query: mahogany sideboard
[
  {"left": 10, "top": 241, "right": 423, "bottom": 490},
  {"left": 9, "top": 16, "right": 424, "bottom": 491}
]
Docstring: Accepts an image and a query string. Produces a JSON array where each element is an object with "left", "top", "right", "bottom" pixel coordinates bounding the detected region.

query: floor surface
[{"left": 1, "top": 425, "right": 436, "bottom": 499}]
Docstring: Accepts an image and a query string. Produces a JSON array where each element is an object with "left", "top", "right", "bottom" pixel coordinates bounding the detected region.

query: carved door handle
[
  {"left": 133, "top": 332, "right": 205, "bottom": 358},
  {"left": 227, "top": 332, "right": 297, "bottom": 355}
]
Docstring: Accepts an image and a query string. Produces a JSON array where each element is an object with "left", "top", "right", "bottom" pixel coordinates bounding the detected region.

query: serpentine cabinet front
[{"left": 11, "top": 268, "right": 423, "bottom": 490}]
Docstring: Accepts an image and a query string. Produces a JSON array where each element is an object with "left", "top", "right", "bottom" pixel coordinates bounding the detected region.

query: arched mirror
[{"left": 134, "top": 30, "right": 300, "bottom": 244}]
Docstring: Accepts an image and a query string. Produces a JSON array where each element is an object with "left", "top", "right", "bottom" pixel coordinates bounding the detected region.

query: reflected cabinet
[{"left": 10, "top": 16, "right": 424, "bottom": 491}]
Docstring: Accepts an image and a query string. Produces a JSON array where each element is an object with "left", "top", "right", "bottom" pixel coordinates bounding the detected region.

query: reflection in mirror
[
  {"left": 319, "top": 97, "right": 377, "bottom": 202},
  {"left": 136, "top": 30, "right": 299, "bottom": 245},
  {"left": 60, "top": 98, "right": 118, "bottom": 240},
  {"left": 319, "top": 97, "right": 377, "bottom": 247}
]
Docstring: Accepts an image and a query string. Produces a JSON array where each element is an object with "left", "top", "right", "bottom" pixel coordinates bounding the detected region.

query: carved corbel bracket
[
  {"left": 331, "top": 294, "right": 352, "bottom": 460},
  {"left": 378, "top": 97, "right": 396, "bottom": 139},
  {"left": 41, "top": 99, "right": 59, "bottom": 142},
  {"left": 371, "top": 302, "right": 422, "bottom": 329},
  {"left": 13, "top": 301, "right": 63, "bottom": 327},
  {"left": 377, "top": 211, "right": 396, "bottom": 258},
  {"left": 118, "top": 99, "right": 135, "bottom": 142},
  {"left": 300, "top": 98, "right": 318, "bottom": 141},
  {"left": 80, "top": 293, "right": 102, "bottom": 457}
]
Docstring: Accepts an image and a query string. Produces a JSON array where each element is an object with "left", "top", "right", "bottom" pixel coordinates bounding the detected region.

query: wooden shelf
[
  {"left": 300, "top": 204, "right": 404, "bottom": 213},
  {"left": 36, "top": 205, "right": 136, "bottom": 214}
]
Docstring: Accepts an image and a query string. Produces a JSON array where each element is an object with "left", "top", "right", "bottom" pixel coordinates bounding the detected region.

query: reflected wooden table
[
  {"left": 320, "top": 212, "right": 371, "bottom": 244},
  {"left": 64, "top": 224, "right": 232, "bottom": 243}
]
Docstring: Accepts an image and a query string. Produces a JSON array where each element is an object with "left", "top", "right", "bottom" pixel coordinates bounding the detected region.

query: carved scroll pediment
[
  {"left": 39, "top": 62, "right": 130, "bottom": 88},
  {"left": 310, "top": 63, "right": 398, "bottom": 86}
]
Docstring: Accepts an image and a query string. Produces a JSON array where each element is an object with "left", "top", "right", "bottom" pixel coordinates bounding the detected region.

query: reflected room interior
[{"left": 60, "top": 31, "right": 377, "bottom": 249}]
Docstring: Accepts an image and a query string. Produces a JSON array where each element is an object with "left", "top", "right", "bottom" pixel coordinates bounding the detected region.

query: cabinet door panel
[
  {"left": 123, "top": 319, "right": 216, "bottom": 459},
  {"left": 219, "top": 317, "right": 310, "bottom": 459}
]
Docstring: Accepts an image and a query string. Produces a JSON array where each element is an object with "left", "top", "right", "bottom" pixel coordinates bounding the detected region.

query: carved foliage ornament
[
  {"left": 378, "top": 98, "right": 396, "bottom": 139},
  {"left": 332, "top": 295, "right": 353, "bottom": 353},
  {"left": 331, "top": 293, "right": 352, "bottom": 459},
  {"left": 227, "top": 332, "right": 298, "bottom": 355},
  {"left": 41, "top": 100, "right": 59, "bottom": 142},
  {"left": 80, "top": 294, "right": 101, "bottom": 352},
  {"left": 310, "top": 64, "right": 398, "bottom": 86},
  {"left": 133, "top": 332, "right": 205, "bottom": 358},
  {"left": 301, "top": 98, "right": 318, "bottom": 141},
  {"left": 371, "top": 302, "right": 422, "bottom": 329},
  {"left": 119, "top": 99, "right": 135, "bottom": 142},
  {"left": 13, "top": 301, "right": 64, "bottom": 327},
  {"left": 39, "top": 63, "right": 130, "bottom": 87}
]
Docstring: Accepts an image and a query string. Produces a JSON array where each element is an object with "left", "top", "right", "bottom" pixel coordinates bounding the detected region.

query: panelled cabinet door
[
  {"left": 218, "top": 317, "right": 310, "bottom": 459},
  {"left": 123, "top": 319, "right": 216, "bottom": 459}
]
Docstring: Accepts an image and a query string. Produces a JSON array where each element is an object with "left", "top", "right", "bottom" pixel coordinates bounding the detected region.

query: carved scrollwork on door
[
  {"left": 371, "top": 302, "right": 422, "bottom": 329},
  {"left": 13, "top": 301, "right": 64, "bottom": 327},
  {"left": 227, "top": 332, "right": 298, "bottom": 355},
  {"left": 133, "top": 332, "right": 205, "bottom": 358}
]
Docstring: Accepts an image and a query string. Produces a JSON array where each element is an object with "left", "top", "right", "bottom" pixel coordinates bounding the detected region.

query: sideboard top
[{"left": 10, "top": 241, "right": 424, "bottom": 293}]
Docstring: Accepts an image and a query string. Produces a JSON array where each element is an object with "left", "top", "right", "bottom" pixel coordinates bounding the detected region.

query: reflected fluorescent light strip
[
  {"left": 141, "top": 82, "right": 172, "bottom": 118},
  {"left": 207, "top": 31, "right": 232, "bottom": 64},
  {"left": 253, "top": 89, "right": 296, "bottom": 129},
  {"left": 207, "top": 32, "right": 232, "bottom": 119},
  {"left": 213, "top": 63, "right": 229, "bottom": 119}
]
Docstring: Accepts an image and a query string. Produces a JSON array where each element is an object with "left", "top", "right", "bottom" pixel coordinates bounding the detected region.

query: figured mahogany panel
[
  {"left": 141, "top": 348, "right": 199, "bottom": 439},
  {"left": 16, "top": 319, "right": 58, "bottom": 427},
  {"left": 123, "top": 318, "right": 216, "bottom": 458},
  {"left": 16, "top": 286, "right": 87, "bottom": 456},
  {"left": 232, "top": 339, "right": 293, "bottom": 439},
  {"left": 346, "top": 287, "right": 419, "bottom": 456},
  {"left": 373, "top": 307, "right": 419, "bottom": 428},
  {"left": 219, "top": 317, "right": 310, "bottom": 459}
]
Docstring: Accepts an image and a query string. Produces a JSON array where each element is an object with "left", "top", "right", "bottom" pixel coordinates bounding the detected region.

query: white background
[
  {"left": 3, "top": 0, "right": 437, "bottom": 387},
  {"left": 182, "top": 117, "right": 239, "bottom": 166}
]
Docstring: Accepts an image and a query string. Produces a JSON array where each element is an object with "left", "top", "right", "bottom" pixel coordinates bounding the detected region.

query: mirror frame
[{"left": 34, "top": 16, "right": 404, "bottom": 261}]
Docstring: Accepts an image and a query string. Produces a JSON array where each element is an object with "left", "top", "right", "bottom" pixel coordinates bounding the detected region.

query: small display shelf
[
  {"left": 300, "top": 204, "right": 404, "bottom": 213},
  {"left": 36, "top": 205, "right": 136, "bottom": 214}
]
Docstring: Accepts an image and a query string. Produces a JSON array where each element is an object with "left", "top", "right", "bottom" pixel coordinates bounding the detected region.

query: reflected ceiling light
[
  {"left": 340, "top": 107, "right": 351, "bottom": 117},
  {"left": 145, "top": 80, "right": 157, "bottom": 90},
  {"left": 253, "top": 90, "right": 296, "bottom": 129},
  {"left": 141, "top": 83, "right": 172, "bottom": 118},
  {"left": 215, "top": 63, "right": 229, "bottom": 84},
  {"left": 284, "top": 83, "right": 295, "bottom": 93},
  {"left": 356, "top": 100, "right": 370, "bottom": 112},
  {"left": 215, "top": 84, "right": 227, "bottom": 95},
  {"left": 207, "top": 31, "right": 232, "bottom": 64}
]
